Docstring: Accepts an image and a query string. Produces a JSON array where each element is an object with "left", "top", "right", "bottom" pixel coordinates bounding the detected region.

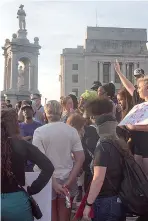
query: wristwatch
[{"left": 86, "top": 201, "right": 93, "bottom": 207}]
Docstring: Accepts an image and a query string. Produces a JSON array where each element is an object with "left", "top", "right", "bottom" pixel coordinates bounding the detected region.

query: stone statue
[
  {"left": 17, "top": 5, "right": 26, "bottom": 30},
  {"left": 18, "top": 66, "right": 25, "bottom": 90}
]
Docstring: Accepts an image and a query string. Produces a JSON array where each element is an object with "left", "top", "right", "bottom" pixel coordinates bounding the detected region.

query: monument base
[{"left": 1, "top": 90, "right": 31, "bottom": 107}]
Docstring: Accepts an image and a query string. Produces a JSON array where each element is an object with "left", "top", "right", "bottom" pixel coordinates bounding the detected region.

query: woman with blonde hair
[{"left": 126, "top": 76, "right": 148, "bottom": 178}]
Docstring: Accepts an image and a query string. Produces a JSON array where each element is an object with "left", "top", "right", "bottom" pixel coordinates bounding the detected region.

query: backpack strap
[{"left": 99, "top": 141, "right": 123, "bottom": 195}]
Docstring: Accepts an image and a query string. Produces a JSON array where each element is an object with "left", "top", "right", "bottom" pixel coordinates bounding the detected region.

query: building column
[
  {"left": 99, "top": 62, "right": 103, "bottom": 84},
  {"left": 110, "top": 62, "right": 115, "bottom": 83},
  {"left": 126, "top": 63, "right": 129, "bottom": 78},
  {"left": 3, "top": 55, "right": 7, "bottom": 91},
  {"left": 122, "top": 63, "right": 126, "bottom": 77},
  {"left": 29, "top": 64, "right": 34, "bottom": 92},
  {"left": 33, "top": 58, "right": 38, "bottom": 92},
  {"left": 133, "top": 63, "right": 137, "bottom": 71},
  {"left": 10, "top": 53, "right": 18, "bottom": 90},
  {"left": 133, "top": 63, "right": 137, "bottom": 85}
]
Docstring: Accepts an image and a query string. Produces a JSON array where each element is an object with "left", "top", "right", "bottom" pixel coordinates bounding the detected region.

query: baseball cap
[
  {"left": 91, "top": 81, "right": 102, "bottom": 91},
  {"left": 134, "top": 68, "right": 145, "bottom": 77}
]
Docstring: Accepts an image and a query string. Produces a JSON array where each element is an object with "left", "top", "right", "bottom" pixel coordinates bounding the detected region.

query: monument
[{"left": 1, "top": 5, "right": 41, "bottom": 106}]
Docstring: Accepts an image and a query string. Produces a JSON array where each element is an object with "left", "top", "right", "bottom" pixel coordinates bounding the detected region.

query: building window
[
  {"left": 72, "top": 64, "right": 78, "bottom": 70},
  {"left": 72, "top": 74, "right": 78, "bottom": 83},
  {"left": 72, "top": 88, "right": 78, "bottom": 97},
  {"left": 115, "top": 63, "right": 122, "bottom": 83},
  {"left": 103, "top": 63, "right": 110, "bottom": 83}
]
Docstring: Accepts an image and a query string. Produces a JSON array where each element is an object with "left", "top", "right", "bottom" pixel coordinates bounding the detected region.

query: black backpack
[{"left": 101, "top": 140, "right": 148, "bottom": 216}]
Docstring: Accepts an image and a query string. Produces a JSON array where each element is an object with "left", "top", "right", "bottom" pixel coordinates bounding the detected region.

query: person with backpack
[{"left": 83, "top": 98, "right": 148, "bottom": 221}]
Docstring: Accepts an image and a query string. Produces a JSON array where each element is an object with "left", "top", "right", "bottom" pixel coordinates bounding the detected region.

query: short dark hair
[
  {"left": 31, "top": 93, "right": 41, "bottom": 99},
  {"left": 6, "top": 100, "right": 11, "bottom": 103},
  {"left": 102, "top": 83, "right": 115, "bottom": 99},
  {"left": 85, "top": 98, "right": 113, "bottom": 116},
  {"left": 68, "top": 94, "right": 78, "bottom": 109}
]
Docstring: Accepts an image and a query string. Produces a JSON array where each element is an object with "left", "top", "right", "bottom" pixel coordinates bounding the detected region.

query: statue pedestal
[
  {"left": 17, "top": 29, "right": 28, "bottom": 39},
  {"left": 1, "top": 89, "right": 31, "bottom": 107}
]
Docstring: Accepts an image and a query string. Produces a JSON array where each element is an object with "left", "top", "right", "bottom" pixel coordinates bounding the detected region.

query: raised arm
[
  {"left": 114, "top": 59, "right": 135, "bottom": 96},
  {"left": 24, "top": 140, "right": 54, "bottom": 195}
]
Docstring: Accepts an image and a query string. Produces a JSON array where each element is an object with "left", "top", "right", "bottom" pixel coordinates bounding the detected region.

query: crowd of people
[{"left": 1, "top": 60, "right": 148, "bottom": 221}]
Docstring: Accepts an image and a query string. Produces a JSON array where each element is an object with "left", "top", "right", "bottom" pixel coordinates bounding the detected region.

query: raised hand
[{"left": 114, "top": 59, "right": 121, "bottom": 74}]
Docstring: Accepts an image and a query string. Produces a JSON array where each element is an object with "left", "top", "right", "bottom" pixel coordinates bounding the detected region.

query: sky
[{"left": 0, "top": 0, "right": 148, "bottom": 101}]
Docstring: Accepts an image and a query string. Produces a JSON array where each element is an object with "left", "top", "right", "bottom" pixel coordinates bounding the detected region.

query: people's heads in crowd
[
  {"left": 68, "top": 94, "right": 78, "bottom": 110},
  {"left": 117, "top": 88, "right": 133, "bottom": 119},
  {"left": 85, "top": 98, "right": 117, "bottom": 138},
  {"left": 6, "top": 99, "right": 10, "bottom": 105},
  {"left": 67, "top": 113, "right": 85, "bottom": 137},
  {"left": 62, "top": 96, "right": 73, "bottom": 112},
  {"left": 21, "top": 105, "right": 34, "bottom": 120},
  {"left": 22, "top": 100, "right": 32, "bottom": 106},
  {"left": 44, "top": 100, "right": 62, "bottom": 122},
  {"left": 1, "top": 100, "right": 7, "bottom": 109},
  {"left": 5, "top": 100, "right": 12, "bottom": 108},
  {"left": 60, "top": 96, "right": 64, "bottom": 105},
  {"left": 137, "top": 76, "right": 148, "bottom": 101},
  {"left": 134, "top": 68, "right": 145, "bottom": 80},
  {"left": 30, "top": 93, "right": 42, "bottom": 107},
  {"left": 79, "top": 90, "right": 98, "bottom": 113},
  {"left": 98, "top": 83, "right": 115, "bottom": 100},
  {"left": 15, "top": 101, "right": 22, "bottom": 113},
  {"left": 91, "top": 81, "right": 102, "bottom": 91},
  {"left": 85, "top": 98, "right": 113, "bottom": 118}
]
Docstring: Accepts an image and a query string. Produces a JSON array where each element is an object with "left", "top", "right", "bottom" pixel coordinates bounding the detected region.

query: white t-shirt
[{"left": 33, "top": 122, "right": 83, "bottom": 180}]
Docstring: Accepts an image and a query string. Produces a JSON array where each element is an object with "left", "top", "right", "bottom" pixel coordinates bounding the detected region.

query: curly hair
[
  {"left": 1, "top": 109, "right": 20, "bottom": 177},
  {"left": 85, "top": 98, "right": 113, "bottom": 117}
]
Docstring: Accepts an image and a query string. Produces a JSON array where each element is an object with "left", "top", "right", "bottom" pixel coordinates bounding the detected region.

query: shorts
[
  {"left": 132, "top": 132, "right": 148, "bottom": 158},
  {"left": 1, "top": 191, "right": 33, "bottom": 221},
  {"left": 52, "top": 178, "right": 77, "bottom": 200},
  {"left": 134, "top": 145, "right": 148, "bottom": 158}
]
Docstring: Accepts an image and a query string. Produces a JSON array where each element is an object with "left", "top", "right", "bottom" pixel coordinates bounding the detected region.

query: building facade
[{"left": 60, "top": 27, "right": 148, "bottom": 97}]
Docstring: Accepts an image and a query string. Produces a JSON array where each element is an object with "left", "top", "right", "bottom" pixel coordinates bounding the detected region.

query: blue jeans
[
  {"left": 1, "top": 191, "right": 33, "bottom": 221},
  {"left": 93, "top": 195, "right": 126, "bottom": 221}
]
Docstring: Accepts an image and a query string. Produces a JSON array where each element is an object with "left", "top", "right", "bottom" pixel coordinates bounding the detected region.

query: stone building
[
  {"left": 60, "top": 27, "right": 148, "bottom": 97},
  {"left": 1, "top": 5, "right": 41, "bottom": 106}
]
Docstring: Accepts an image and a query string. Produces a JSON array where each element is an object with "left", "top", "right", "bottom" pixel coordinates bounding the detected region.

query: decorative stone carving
[
  {"left": 18, "top": 66, "right": 25, "bottom": 90},
  {"left": 34, "top": 37, "right": 39, "bottom": 45},
  {"left": 5, "top": 39, "right": 10, "bottom": 46}
]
